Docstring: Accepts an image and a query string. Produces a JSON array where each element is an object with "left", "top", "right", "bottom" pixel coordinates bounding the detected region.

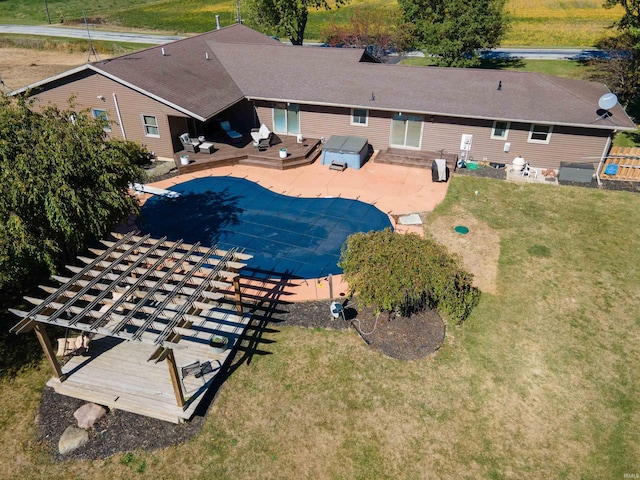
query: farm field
[
  {"left": 0, "top": 0, "right": 625, "bottom": 47},
  {"left": 1, "top": 176, "right": 639, "bottom": 478}
]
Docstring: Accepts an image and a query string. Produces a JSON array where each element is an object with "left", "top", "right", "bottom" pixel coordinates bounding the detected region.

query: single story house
[{"left": 13, "top": 24, "right": 637, "bottom": 171}]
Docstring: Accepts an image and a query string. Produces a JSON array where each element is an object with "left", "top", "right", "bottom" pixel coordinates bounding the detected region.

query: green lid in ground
[{"left": 454, "top": 225, "right": 469, "bottom": 234}]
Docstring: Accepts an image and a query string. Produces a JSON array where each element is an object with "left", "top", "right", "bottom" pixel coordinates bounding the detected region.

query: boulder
[
  {"left": 58, "top": 426, "right": 89, "bottom": 455},
  {"left": 74, "top": 403, "right": 107, "bottom": 429}
]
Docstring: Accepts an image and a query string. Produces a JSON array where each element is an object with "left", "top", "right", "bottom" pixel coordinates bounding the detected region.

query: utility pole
[{"left": 44, "top": 0, "right": 51, "bottom": 24}]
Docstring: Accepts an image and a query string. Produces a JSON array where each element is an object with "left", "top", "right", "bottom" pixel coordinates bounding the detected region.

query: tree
[
  {"left": 244, "top": 0, "right": 348, "bottom": 46},
  {"left": 398, "top": 0, "right": 508, "bottom": 67},
  {"left": 604, "top": 0, "right": 640, "bottom": 30},
  {"left": 590, "top": 0, "right": 640, "bottom": 120},
  {"left": 339, "top": 229, "right": 480, "bottom": 324},
  {"left": 0, "top": 95, "right": 147, "bottom": 292},
  {"left": 321, "top": 6, "right": 415, "bottom": 61}
]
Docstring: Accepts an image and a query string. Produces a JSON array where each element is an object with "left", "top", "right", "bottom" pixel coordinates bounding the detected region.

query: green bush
[{"left": 338, "top": 229, "right": 480, "bottom": 324}]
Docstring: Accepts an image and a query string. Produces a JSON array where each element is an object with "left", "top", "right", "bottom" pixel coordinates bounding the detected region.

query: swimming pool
[{"left": 139, "top": 177, "right": 392, "bottom": 279}]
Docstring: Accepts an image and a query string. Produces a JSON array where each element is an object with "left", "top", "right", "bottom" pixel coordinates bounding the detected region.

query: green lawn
[{"left": 1, "top": 176, "right": 639, "bottom": 478}]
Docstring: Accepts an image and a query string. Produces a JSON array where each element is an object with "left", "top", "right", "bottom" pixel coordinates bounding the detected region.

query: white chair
[
  {"left": 522, "top": 163, "right": 538, "bottom": 179},
  {"left": 250, "top": 124, "right": 272, "bottom": 148},
  {"left": 179, "top": 133, "right": 200, "bottom": 153}
]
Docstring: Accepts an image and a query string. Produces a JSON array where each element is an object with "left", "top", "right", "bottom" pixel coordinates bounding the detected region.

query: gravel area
[{"left": 39, "top": 298, "right": 445, "bottom": 460}]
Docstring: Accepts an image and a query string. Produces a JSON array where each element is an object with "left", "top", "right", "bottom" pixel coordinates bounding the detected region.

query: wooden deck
[
  {"left": 374, "top": 147, "right": 458, "bottom": 171},
  {"left": 600, "top": 146, "right": 640, "bottom": 181},
  {"left": 47, "top": 308, "right": 253, "bottom": 424},
  {"left": 174, "top": 135, "right": 322, "bottom": 174}
]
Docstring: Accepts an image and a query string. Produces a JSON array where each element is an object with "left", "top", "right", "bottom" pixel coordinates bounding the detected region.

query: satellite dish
[
  {"left": 330, "top": 301, "right": 344, "bottom": 319},
  {"left": 598, "top": 93, "right": 618, "bottom": 111}
]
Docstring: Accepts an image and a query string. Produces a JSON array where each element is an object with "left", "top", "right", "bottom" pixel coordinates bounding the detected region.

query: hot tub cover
[{"left": 323, "top": 135, "right": 368, "bottom": 154}]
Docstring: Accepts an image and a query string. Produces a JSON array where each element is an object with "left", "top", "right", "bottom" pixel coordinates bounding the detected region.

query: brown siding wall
[
  {"left": 254, "top": 101, "right": 610, "bottom": 170},
  {"left": 31, "top": 71, "right": 188, "bottom": 159}
]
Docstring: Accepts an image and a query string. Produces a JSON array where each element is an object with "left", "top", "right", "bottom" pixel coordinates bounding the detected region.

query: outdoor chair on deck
[
  {"left": 179, "top": 133, "right": 200, "bottom": 153},
  {"left": 251, "top": 124, "right": 272, "bottom": 148},
  {"left": 220, "top": 121, "right": 243, "bottom": 143}
]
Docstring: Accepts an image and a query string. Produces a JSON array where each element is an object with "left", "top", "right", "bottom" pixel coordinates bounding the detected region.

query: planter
[
  {"left": 180, "top": 155, "right": 190, "bottom": 165},
  {"left": 209, "top": 334, "right": 229, "bottom": 354},
  {"left": 279, "top": 148, "right": 287, "bottom": 159}
]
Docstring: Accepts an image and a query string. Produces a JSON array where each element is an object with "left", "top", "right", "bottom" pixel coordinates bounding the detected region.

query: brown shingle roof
[
  {"left": 210, "top": 40, "right": 635, "bottom": 130},
  {"left": 25, "top": 23, "right": 633, "bottom": 130}
]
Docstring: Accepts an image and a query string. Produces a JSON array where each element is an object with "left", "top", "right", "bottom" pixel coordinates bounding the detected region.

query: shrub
[{"left": 338, "top": 229, "right": 480, "bottom": 324}]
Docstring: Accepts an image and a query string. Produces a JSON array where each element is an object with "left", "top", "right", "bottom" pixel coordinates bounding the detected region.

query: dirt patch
[
  {"left": 425, "top": 206, "right": 500, "bottom": 294},
  {"left": 0, "top": 48, "right": 91, "bottom": 91},
  {"left": 273, "top": 299, "right": 446, "bottom": 361}
]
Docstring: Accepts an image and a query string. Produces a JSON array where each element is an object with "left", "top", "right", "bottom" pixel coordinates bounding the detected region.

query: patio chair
[
  {"left": 250, "top": 124, "right": 272, "bottom": 147},
  {"left": 179, "top": 133, "right": 200, "bottom": 153},
  {"left": 220, "top": 121, "right": 243, "bottom": 143}
]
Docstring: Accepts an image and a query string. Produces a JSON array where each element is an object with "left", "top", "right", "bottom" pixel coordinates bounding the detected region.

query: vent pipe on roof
[
  {"left": 497, "top": 81, "right": 502, "bottom": 91},
  {"left": 206, "top": 52, "right": 210, "bottom": 60},
  {"left": 216, "top": 15, "right": 221, "bottom": 30},
  {"left": 161, "top": 47, "right": 166, "bottom": 56}
]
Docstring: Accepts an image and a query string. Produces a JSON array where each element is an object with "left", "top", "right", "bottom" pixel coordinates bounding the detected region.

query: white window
[
  {"left": 351, "top": 108, "right": 368, "bottom": 126},
  {"left": 491, "top": 121, "right": 510, "bottom": 140},
  {"left": 142, "top": 115, "right": 159, "bottom": 137},
  {"left": 273, "top": 103, "right": 300, "bottom": 135},
  {"left": 92, "top": 108, "right": 111, "bottom": 132},
  {"left": 528, "top": 124, "right": 552, "bottom": 144}
]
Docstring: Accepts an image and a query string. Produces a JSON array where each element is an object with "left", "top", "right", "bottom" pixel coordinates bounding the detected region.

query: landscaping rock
[
  {"left": 74, "top": 403, "right": 107, "bottom": 429},
  {"left": 58, "top": 426, "right": 89, "bottom": 455}
]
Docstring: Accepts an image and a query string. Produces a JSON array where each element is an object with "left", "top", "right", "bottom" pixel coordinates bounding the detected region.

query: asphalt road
[
  {"left": 0, "top": 24, "right": 606, "bottom": 59},
  {"left": 0, "top": 24, "right": 184, "bottom": 44}
]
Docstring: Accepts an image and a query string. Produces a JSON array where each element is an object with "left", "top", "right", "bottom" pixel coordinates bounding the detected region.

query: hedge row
[{"left": 339, "top": 229, "right": 480, "bottom": 324}]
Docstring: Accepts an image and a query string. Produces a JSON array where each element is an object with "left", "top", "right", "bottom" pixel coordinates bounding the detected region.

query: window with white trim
[
  {"left": 351, "top": 108, "right": 368, "bottom": 126},
  {"left": 491, "top": 120, "right": 510, "bottom": 140},
  {"left": 142, "top": 115, "right": 159, "bottom": 137},
  {"left": 528, "top": 124, "right": 552, "bottom": 144},
  {"left": 92, "top": 108, "right": 111, "bottom": 132}
]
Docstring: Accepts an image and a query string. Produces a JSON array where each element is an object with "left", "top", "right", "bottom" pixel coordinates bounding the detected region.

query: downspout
[
  {"left": 595, "top": 131, "right": 614, "bottom": 186},
  {"left": 113, "top": 93, "right": 126, "bottom": 140}
]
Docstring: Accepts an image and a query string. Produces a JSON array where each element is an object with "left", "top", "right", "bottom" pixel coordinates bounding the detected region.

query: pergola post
[
  {"left": 233, "top": 276, "right": 243, "bottom": 316},
  {"left": 166, "top": 348, "right": 185, "bottom": 408},
  {"left": 33, "top": 323, "right": 65, "bottom": 381}
]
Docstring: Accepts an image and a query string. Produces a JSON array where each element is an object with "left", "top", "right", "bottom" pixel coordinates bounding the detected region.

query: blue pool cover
[{"left": 139, "top": 177, "right": 392, "bottom": 279}]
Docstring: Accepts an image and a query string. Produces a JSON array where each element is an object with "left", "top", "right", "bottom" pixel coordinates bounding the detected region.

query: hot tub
[{"left": 321, "top": 135, "right": 369, "bottom": 170}]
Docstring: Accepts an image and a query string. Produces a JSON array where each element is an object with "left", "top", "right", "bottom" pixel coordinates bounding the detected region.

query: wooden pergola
[{"left": 10, "top": 232, "right": 254, "bottom": 423}]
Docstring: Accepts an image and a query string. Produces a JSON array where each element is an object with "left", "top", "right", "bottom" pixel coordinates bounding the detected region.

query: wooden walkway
[
  {"left": 600, "top": 146, "right": 640, "bottom": 181},
  {"left": 374, "top": 147, "right": 458, "bottom": 172},
  {"left": 47, "top": 308, "right": 252, "bottom": 423}
]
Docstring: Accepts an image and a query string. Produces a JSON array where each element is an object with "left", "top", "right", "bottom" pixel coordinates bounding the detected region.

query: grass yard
[
  {"left": 1, "top": 176, "right": 639, "bottom": 478},
  {"left": 0, "top": 0, "right": 626, "bottom": 47}
]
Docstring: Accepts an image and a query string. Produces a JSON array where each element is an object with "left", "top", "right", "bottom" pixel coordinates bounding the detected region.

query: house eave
[{"left": 247, "top": 96, "right": 634, "bottom": 132}]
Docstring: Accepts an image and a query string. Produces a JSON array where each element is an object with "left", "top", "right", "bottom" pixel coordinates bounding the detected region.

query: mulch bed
[{"left": 38, "top": 299, "right": 445, "bottom": 460}]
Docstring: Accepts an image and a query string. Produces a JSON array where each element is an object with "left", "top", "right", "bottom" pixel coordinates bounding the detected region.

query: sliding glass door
[
  {"left": 273, "top": 104, "right": 300, "bottom": 135},
  {"left": 390, "top": 114, "right": 423, "bottom": 148}
]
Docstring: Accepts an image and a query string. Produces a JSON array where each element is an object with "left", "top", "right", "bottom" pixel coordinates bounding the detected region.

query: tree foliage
[
  {"left": 591, "top": 0, "right": 640, "bottom": 120},
  {"left": 398, "top": 0, "right": 508, "bottom": 67},
  {"left": 0, "top": 95, "right": 146, "bottom": 292},
  {"left": 244, "top": 0, "right": 348, "bottom": 45},
  {"left": 339, "top": 229, "right": 480, "bottom": 324},
  {"left": 321, "top": 6, "right": 415, "bottom": 61},
  {"left": 604, "top": 0, "right": 640, "bottom": 30}
]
